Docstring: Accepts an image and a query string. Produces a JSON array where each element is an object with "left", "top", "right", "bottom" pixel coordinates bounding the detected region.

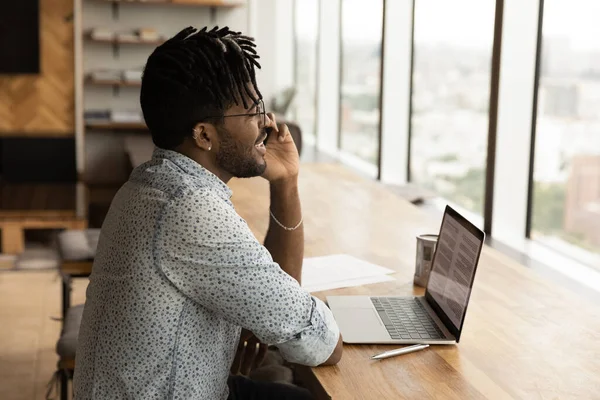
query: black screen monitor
[{"left": 0, "top": 1, "right": 41, "bottom": 74}]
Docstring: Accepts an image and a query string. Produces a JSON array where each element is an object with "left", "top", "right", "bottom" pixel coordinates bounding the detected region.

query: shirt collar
[{"left": 152, "top": 147, "right": 233, "bottom": 199}]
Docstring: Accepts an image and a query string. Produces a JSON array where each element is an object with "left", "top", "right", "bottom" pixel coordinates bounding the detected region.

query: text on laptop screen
[{"left": 426, "top": 211, "right": 482, "bottom": 330}]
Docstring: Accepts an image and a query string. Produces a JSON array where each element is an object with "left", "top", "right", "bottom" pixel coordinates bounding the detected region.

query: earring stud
[{"left": 208, "top": 146, "right": 212, "bottom": 151}]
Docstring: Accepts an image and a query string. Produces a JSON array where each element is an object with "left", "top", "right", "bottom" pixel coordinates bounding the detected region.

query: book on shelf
[
  {"left": 122, "top": 69, "right": 143, "bottom": 83},
  {"left": 112, "top": 110, "right": 144, "bottom": 123},
  {"left": 136, "top": 27, "right": 160, "bottom": 41},
  {"left": 88, "top": 27, "right": 163, "bottom": 43},
  {"left": 116, "top": 32, "right": 140, "bottom": 42},
  {"left": 172, "top": 0, "right": 246, "bottom": 4},
  {"left": 85, "top": 109, "right": 144, "bottom": 124},
  {"left": 84, "top": 110, "right": 112, "bottom": 121},
  {"left": 88, "top": 70, "right": 121, "bottom": 82},
  {"left": 89, "top": 28, "right": 114, "bottom": 41},
  {"left": 86, "top": 69, "right": 144, "bottom": 85}
]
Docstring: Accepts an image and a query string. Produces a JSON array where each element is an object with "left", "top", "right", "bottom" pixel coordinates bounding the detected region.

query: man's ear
[{"left": 192, "top": 122, "right": 216, "bottom": 152}]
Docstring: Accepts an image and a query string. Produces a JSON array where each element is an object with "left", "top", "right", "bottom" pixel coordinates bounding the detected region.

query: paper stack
[
  {"left": 89, "top": 28, "right": 114, "bottom": 41},
  {"left": 111, "top": 110, "right": 144, "bottom": 123},
  {"left": 89, "top": 69, "right": 121, "bottom": 81},
  {"left": 84, "top": 109, "right": 144, "bottom": 124},
  {"left": 122, "top": 69, "right": 143, "bottom": 84},
  {"left": 84, "top": 109, "right": 111, "bottom": 122},
  {"left": 116, "top": 32, "right": 139, "bottom": 42},
  {"left": 136, "top": 28, "right": 160, "bottom": 42},
  {"left": 301, "top": 254, "right": 396, "bottom": 293}
]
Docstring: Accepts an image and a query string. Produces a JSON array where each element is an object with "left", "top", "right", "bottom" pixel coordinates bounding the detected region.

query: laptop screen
[{"left": 425, "top": 206, "right": 484, "bottom": 341}]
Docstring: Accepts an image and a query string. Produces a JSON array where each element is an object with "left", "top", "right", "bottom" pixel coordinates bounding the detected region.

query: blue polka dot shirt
[{"left": 73, "top": 148, "right": 340, "bottom": 400}]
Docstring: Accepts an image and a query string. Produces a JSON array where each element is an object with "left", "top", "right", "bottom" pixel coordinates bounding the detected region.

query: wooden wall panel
[{"left": 0, "top": 0, "right": 74, "bottom": 137}]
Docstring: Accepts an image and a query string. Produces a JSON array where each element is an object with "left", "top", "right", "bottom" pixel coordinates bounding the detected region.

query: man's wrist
[
  {"left": 269, "top": 175, "right": 299, "bottom": 194},
  {"left": 269, "top": 176, "right": 301, "bottom": 226}
]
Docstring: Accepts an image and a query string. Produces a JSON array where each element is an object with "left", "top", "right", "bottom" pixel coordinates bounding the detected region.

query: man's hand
[
  {"left": 230, "top": 329, "right": 268, "bottom": 376},
  {"left": 261, "top": 113, "right": 300, "bottom": 184}
]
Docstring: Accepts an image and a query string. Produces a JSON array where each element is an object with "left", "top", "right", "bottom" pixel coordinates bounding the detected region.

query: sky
[
  {"left": 296, "top": 0, "right": 600, "bottom": 51},
  {"left": 543, "top": 0, "right": 600, "bottom": 51}
]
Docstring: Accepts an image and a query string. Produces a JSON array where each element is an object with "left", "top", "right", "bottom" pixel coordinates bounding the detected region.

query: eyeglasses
[{"left": 204, "top": 99, "right": 267, "bottom": 127}]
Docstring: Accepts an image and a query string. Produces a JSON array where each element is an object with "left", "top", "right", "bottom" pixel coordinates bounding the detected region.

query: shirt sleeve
[{"left": 155, "top": 189, "right": 340, "bottom": 366}]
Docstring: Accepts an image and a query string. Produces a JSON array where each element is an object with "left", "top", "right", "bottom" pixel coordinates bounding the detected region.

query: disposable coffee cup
[{"left": 413, "top": 234, "right": 438, "bottom": 287}]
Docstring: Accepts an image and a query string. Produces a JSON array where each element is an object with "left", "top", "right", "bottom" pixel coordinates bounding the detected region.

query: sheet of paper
[
  {"left": 303, "top": 274, "right": 396, "bottom": 293},
  {"left": 301, "top": 254, "right": 396, "bottom": 293}
]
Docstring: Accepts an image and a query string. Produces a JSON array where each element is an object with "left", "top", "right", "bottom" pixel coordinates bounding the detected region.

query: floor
[{"left": 0, "top": 270, "right": 87, "bottom": 400}]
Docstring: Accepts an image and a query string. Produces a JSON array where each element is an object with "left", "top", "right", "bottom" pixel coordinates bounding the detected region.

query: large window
[
  {"left": 531, "top": 1, "right": 600, "bottom": 268},
  {"left": 410, "top": 0, "right": 495, "bottom": 215},
  {"left": 293, "top": 0, "right": 319, "bottom": 143},
  {"left": 339, "top": 0, "right": 383, "bottom": 166}
]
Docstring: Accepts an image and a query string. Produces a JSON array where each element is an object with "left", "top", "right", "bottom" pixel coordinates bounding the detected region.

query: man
[{"left": 73, "top": 26, "right": 342, "bottom": 399}]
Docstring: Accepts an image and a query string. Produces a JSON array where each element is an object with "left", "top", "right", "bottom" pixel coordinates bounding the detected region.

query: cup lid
[{"left": 417, "top": 234, "right": 438, "bottom": 242}]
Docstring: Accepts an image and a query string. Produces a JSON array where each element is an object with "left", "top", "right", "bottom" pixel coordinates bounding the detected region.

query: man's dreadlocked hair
[{"left": 140, "top": 26, "right": 262, "bottom": 149}]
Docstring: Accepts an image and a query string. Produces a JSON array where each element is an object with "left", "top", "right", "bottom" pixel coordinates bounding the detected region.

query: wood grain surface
[
  {"left": 0, "top": 183, "right": 80, "bottom": 217},
  {"left": 0, "top": 0, "right": 74, "bottom": 136}
]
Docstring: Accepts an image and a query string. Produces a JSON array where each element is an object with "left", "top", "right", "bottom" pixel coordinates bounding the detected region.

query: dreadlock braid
[{"left": 140, "top": 26, "right": 263, "bottom": 150}]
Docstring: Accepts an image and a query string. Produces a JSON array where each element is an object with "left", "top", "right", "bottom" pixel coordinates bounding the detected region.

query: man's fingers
[
  {"left": 253, "top": 343, "right": 268, "bottom": 371},
  {"left": 266, "top": 112, "right": 279, "bottom": 132},
  {"left": 232, "top": 333, "right": 267, "bottom": 376},
  {"left": 265, "top": 124, "right": 290, "bottom": 145},
  {"left": 240, "top": 340, "right": 258, "bottom": 376},
  {"left": 277, "top": 124, "right": 289, "bottom": 142}
]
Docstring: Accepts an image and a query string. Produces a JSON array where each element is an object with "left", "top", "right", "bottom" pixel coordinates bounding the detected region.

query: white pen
[{"left": 371, "top": 344, "right": 429, "bottom": 360}]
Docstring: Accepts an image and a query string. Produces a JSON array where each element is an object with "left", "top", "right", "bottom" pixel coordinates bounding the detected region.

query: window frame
[
  {"left": 292, "top": 0, "right": 321, "bottom": 145},
  {"left": 406, "top": 0, "right": 504, "bottom": 234},
  {"left": 337, "top": 0, "right": 386, "bottom": 178}
]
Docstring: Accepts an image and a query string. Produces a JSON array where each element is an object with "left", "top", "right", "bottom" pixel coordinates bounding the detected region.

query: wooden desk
[
  {"left": 229, "top": 163, "right": 600, "bottom": 400},
  {"left": 0, "top": 183, "right": 88, "bottom": 255}
]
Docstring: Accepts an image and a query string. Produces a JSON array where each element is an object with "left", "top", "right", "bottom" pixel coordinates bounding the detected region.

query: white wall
[
  {"left": 492, "top": 0, "right": 541, "bottom": 247},
  {"left": 315, "top": 0, "right": 341, "bottom": 156},
  {"left": 251, "top": 0, "right": 295, "bottom": 103},
  {"left": 379, "top": 0, "right": 413, "bottom": 185}
]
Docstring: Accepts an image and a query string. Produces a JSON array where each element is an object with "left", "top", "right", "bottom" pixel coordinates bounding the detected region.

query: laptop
[{"left": 327, "top": 206, "right": 484, "bottom": 344}]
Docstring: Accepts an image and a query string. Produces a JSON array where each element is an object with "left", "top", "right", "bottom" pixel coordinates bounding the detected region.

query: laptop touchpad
[
  {"left": 332, "top": 308, "right": 388, "bottom": 343},
  {"left": 334, "top": 307, "right": 382, "bottom": 325}
]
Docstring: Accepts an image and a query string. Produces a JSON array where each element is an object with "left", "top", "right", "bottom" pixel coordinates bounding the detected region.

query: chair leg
[
  {"left": 59, "top": 369, "right": 70, "bottom": 400},
  {"left": 61, "top": 275, "right": 72, "bottom": 321}
]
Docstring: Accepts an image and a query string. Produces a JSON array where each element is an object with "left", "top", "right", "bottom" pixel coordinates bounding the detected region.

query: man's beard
[{"left": 215, "top": 126, "right": 267, "bottom": 178}]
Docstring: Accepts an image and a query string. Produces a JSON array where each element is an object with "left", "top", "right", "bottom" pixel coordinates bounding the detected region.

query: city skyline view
[
  {"left": 295, "top": 0, "right": 600, "bottom": 270},
  {"left": 532, "top": 0, "right": 600, "bottom": 268}
]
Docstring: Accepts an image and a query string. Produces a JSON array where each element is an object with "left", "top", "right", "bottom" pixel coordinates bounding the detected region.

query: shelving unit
[
  {"left": 64, "top": 0, "right": 251, "bottom": 229},
  {"left": 78, "top": 0, "right": 248, "bottom": 192},
  {"left": 81, "top": 0, "right": 247, "bottom": 135}
]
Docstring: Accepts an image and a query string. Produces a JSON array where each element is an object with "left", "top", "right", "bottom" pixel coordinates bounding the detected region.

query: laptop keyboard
[{"left": 370, "top": 297, "right": 445, "bottom": 340}]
